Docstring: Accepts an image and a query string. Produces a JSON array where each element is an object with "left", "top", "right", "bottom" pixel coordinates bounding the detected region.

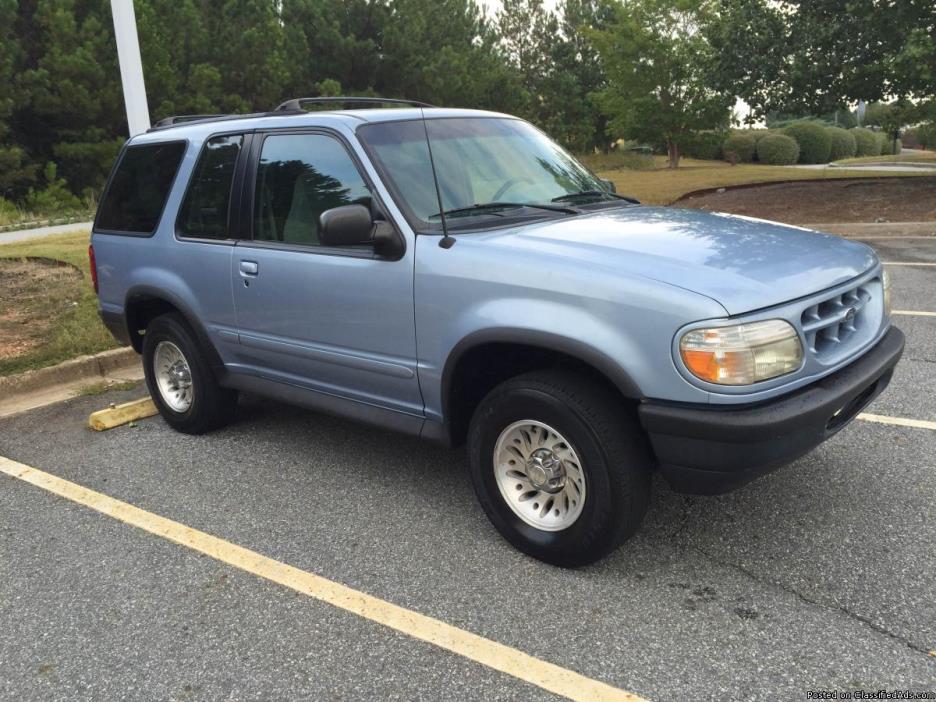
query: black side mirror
[
  {"left": 319, "top": 204, "right": 374, "bottom": 246},
  {"left": 600, "top": 178, "right": 617, "bottom": 194}
]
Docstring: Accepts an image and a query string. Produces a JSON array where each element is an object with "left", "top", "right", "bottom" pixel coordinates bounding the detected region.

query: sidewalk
[{"left": 0, "top": 221, "right": 92, "bottom": 245}]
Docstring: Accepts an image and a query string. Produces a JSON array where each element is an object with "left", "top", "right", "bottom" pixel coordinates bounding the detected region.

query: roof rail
[
  {"left": 151, "top": 114, "right": 229, "bottom": 129},
  {"left": 274, "top": 97, "right": 434, "bottom": 112}
]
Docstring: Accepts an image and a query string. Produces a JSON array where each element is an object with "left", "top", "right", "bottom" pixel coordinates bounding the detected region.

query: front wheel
[{"left": 467, "top": 370, "right": 651, "bottom": 567}]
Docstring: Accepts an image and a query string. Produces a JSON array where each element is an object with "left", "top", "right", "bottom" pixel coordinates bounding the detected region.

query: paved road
[
  {"left": 1, "top": 239, "right": 935, "bottom": 700},
  {"left": 0, "top": 221, "right": 92, "bottom": 245}
]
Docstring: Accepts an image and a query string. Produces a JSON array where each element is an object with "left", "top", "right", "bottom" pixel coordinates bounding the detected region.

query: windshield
[{"left": 358, "top": 117, "right": 611, "bottom": 231}]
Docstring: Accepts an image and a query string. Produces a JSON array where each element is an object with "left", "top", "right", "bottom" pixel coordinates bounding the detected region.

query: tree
[
  {"left": 0, "top": 0, "right": 37, "bottom": 199},
  {"left": 543, "top": 0, "right": 616, "bottom": 151},
  {"left": 14, "top": 0, "right": 125, "bottom": 197},
  {"left": 864, "top": 100, "right": 914, "bottom": 155},
  {"left": 589, "top": 0, "right": 732, "bottom": 167},
  {"left": 708, "top": 0, "right": 936, "bottom": 119}
]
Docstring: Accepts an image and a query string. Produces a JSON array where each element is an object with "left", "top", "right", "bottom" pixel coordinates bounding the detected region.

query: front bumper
[{"left": 638, "top": 326, "right": 905, "bottom": 495}]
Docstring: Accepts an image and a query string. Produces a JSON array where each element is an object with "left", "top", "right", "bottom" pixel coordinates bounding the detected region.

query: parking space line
[
  {"left": 892, "top": 310, "right": 936, "bottom": 317},
  {"left": 0, "top": 456, "right": 645, "bottom": 702},
  {"left": 858, "top": 413, "right": 936, "bottom": 431},
  {"left": 881, "top": 262, "right": 936, "bottom": 267}
]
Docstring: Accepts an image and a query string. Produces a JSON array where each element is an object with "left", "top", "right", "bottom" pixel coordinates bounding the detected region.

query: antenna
[{"left": 420, "top": 108, "right": 455, "bottom": 249}]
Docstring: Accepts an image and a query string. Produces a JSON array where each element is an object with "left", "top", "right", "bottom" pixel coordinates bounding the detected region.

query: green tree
[
  {"left": 708, "top": 0, "right": 935, "bottom": 118},
  {"left": 590, "top": 0, "right": 732, "bottom": 167},
  {"left": 0, "top": 0, "right": 38, "bottom": 198},
  {"left": 280, "top": 0, "right": 387, "bottom": 98},
  {"left": 542, "top": 0, "right": 616, "bottom": 151},
  {"left": 14, "top": 0, "right": 125, "bottom": 196}
]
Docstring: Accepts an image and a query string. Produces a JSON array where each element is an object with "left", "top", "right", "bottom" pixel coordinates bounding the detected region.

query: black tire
[
  {"left": 142, "top": 312, "right": 237, "bottom": 434},
  {"left": 467, "top": 369, "right": 651, "bottom": 567}
]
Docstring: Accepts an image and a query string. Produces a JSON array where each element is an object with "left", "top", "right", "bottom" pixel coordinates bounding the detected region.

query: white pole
[{"left": 110, "top": 0, "right": 150, "bottom": 136}]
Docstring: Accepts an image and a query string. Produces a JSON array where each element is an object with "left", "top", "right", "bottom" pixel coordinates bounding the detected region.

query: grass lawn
[
  {"left": 0, "top": 229, "right": 118, "bottom": 376},
  {"left": 585, "top": 155, "right": 929, "bottom": 205},
  {"left": 833, "top": 151, "right": 936, "bottom": 165}
]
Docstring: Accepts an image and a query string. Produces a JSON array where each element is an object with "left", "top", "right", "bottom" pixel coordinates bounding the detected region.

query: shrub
[
  {"left": 751, "top": 129, "right": 776, "bottom": 144},
  {"left": 682, "top": 130, "right": 724, "bottom": 161},
  {"left": 23, "top": 162, "right": 83, "bottom": 215},
  {"left": 916, "top": 123, "right": 936, "bottom": 150},
  {"left": 722, "top": 132, "right": 756, "bottom": 162},
  {"left": 851, "top": 127, "right": 879, "bottom": 156},
  {"left": 783, "top": 122, "right": 832, "bottom": 163},
  {"left": 878, "top": 134, "right": 901, "bottom": 156},
  {"left": 756, "top": 134, "right": 800, "bottom": 165},
  {"left": 826, "top": 126, "right": 857, "bottom": 161}
]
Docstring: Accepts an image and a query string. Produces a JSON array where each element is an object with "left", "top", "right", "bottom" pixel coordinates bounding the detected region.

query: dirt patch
[
  {"left": 676, "top": 176, "right": 936, "bottom": 224},
  {"left": 0, "top": 257, "right": 83, "bottom": 361}
]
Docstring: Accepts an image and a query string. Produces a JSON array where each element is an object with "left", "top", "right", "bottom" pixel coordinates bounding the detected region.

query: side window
[
  {"left": 96, "top": 141, "right": 186, "bottom": 234},
  {"left": 178, "top": 134, "right": 244, "bottom": 239},
  {"left": 253, "top": 134, "right": 371, "bottom": 246}
]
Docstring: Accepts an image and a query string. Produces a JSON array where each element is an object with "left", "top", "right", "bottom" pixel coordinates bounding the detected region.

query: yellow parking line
[
  {"left": 0, "top": 456, "right": 645, "bottom": 702},
  {"left": 892, "top": 310, "right": 936, "bottom": 317},
  {"left": 858, "top": 413, "right": 936, "bottom": 431},
  {"left": 881, "top": 262, "right": 936, "bottom": 267}
]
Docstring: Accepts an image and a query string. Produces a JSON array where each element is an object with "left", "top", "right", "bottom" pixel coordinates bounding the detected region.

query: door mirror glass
[{"left": 319, "top": 204, "right": 374, "bottom": 246}]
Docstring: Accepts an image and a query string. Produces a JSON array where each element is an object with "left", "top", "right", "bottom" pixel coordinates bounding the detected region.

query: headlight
[
  {"left": 679, "top": 319, "right": 803, "bottom": 385},
  {"left": 882, "top": 268, "right": 892, "bottom": 316}
]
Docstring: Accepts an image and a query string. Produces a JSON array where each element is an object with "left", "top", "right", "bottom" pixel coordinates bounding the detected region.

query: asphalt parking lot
[{"left": 2, "top": 235, "right": 935, "bottom": 701}]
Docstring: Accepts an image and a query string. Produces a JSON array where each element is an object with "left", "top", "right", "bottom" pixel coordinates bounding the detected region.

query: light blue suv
[{"left": 90, "top": 98, "right": 904, "bottom": 566}]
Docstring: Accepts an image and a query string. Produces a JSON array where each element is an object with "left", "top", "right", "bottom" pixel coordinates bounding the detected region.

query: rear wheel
[
  {"left": 468, "top": 369, "right": 651, "bottom": 567},
  {"left": 142, "top": 312, "right": 237, "bottom": 434}
]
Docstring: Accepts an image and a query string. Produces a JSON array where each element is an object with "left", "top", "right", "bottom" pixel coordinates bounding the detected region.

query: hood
[{"left": 473, "top": 206, "right": 878, "bottom": 315}]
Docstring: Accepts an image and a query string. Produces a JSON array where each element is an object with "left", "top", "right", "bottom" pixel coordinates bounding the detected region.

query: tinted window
[
  {"left": 96, "top": 141, "right": 186, "bottom": 234},
  {"left": 253, "top": 134, "right": 370, "bottom": 246},
  {"left": 178, "top": 135, "right": 243, "bottom": 238}
]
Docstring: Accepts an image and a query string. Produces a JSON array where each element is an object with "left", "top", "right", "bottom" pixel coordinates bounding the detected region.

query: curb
[
  {"left": 0, "top": 347, "right": 140, "bottom": 398},
  {"left": 0, "top": 215, "right": 94, "bottom": 234},
  {"left": 671, "top": 175, "right": 922, "bottom": 205}
]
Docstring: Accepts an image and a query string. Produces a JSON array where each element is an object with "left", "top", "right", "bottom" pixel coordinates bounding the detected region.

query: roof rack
[
  {"left": 274, "top": 97, "right": 434, "bottom": 112},
  {"left": 152, "top": 114, "right": 229, "bottom": 128}
]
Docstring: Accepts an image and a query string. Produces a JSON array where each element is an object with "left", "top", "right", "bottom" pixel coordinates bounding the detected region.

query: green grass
[
  {"left": 591, "top": 156, "right": 930, "bottom": 205},
  {"left": 0, "top": 230, "right": 118, "bottom": 376},
  {"left": 832, "top": 151, "right": 936, "bottom": 166}
]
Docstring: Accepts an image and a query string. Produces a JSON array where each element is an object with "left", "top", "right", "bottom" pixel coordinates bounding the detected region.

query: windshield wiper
[
  {"left": 552, "top": 190, "right": 639, "bottom": 204},
  {"left": 430, "top": 201, "right": 580, "bottom": 219}
]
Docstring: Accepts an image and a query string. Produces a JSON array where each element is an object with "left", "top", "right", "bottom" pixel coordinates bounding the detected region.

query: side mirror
[
  {"left": 319, "top": 204, "right": 374, "bottom": 246},
  {"left": 600, "top": 178, "right": 617, "bottom": 194}
]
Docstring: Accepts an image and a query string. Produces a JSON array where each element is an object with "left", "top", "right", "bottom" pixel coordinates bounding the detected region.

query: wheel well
[
  {"left": 124, "top": 296, "right": 181, "bottom": 352},
  {"left": 445, "top": 342, "right": 633, "bottom": 447}
]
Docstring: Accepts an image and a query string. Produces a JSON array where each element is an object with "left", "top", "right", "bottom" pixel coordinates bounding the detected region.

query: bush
[
  {"left": 826, "top": 126, "right": 857, "bottom": 161},
  {"left": 722, "top": 132, "right": 756, "bottom": 162},
  {"left": 23, "top": 162, "right": 83, "bottom": 215},
  {"left": 783, "top": 122, "right": 832, "bottom": 163},
  {"left": 916, "top": 123, "right": 936, "bottom": 150},
  {"left": 750, "top": 129, "right": 776, "bottom": 144},
  {"left": 682, "top": 130, "right": 724, "bottom": 160},
  {"left": 851, "top": 128, "right": 879, "bottom": 156},
  {"left": 878, "top": 134, "right": 901, "bottom": 156},
  {"left": 755, "top": 134, "right": 800, "bottom": 165}
]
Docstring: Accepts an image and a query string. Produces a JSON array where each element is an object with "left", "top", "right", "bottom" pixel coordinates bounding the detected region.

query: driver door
[{"left": 230, "top": 131, "right": 422, "bottom": 418}]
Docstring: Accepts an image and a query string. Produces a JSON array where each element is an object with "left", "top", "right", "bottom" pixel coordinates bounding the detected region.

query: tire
[
  {"left": 142, "top": 312, "right": 237, "bottom": 434},
  {"left": 467, "top": 369, "right": 651, "bottom": 567}
]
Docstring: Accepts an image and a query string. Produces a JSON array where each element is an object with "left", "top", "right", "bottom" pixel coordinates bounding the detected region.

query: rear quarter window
[{"left": 95, "top": 141, "right": 187, "bottom": 234}]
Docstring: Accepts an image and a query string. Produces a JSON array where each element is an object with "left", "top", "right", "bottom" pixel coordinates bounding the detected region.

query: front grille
[{"left": 800, "top": 281, "right": 881, "bottom": 364}]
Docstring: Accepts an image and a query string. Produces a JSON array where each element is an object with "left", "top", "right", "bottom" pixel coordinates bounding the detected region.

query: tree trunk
[{"left": 667, "top": 140, "right": 680, "bottom": 168}]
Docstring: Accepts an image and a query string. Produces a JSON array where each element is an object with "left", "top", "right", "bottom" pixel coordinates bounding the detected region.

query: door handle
[{"left": 239, "top": 260, "right": 259, "bottom": 276}]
